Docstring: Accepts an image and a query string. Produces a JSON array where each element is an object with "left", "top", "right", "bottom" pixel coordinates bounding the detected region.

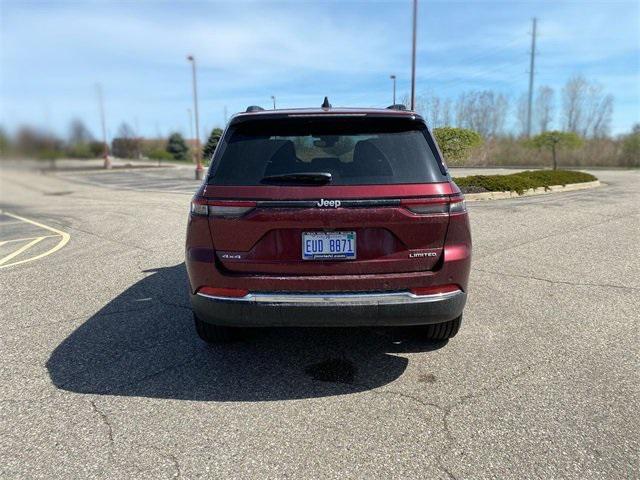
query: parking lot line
[
  {"left": 0, "top": 237, "right": 45, "bottom": 265},
  {"left": 0, "top": 211, "right": 70, "bottom": 269},
  {"left": 0, "top": 234, "right": 60, "bottom": 245}
]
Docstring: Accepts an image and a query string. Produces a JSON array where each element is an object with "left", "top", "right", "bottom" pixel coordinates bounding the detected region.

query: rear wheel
[
  {"left": 194, "top": 313, "right": 242, "bottom": 344},
  {"left": 420, "top": 315, "right": 462, "bottom": 340}
]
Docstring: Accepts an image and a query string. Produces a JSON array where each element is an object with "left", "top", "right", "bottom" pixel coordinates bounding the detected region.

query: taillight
[
  {"left": 410, "top": 284, "right": 460, "bottom": 296},
  {"left": 449, "top": 199, "right": 466, "bottom": 213},
  {"left": 190, "top": 199, "right": 256, "bottom": 218},
  {"left": 401, "top": 196, "right": 466, "bottom": 215},
  {"left": 198, "top": 286, "right": 249, "bottom": 298}
]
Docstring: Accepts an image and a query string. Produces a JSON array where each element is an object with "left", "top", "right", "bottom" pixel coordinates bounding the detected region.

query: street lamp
[
  {"left": 410, "top": 0, "right": 417, "bottom": 110},
  {"left": 271, "top": 95, "right": 276, "bottom": 109},
  {"left": 187, "top": 55, "right": 204, "bottom": 180},
  {"left": 389, "top": 75, "right": 396, "bottom": 105},
  {"left": 96, "top": 84, "right": 111, "bottom": 169}
]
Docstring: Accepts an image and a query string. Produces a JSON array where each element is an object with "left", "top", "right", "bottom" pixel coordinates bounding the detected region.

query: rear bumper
[{"left": 191, "top": 289, "right": 467, "bottom": 327}]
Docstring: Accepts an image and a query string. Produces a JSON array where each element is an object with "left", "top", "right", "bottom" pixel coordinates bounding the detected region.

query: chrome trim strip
[{"left": 196, "top": 289, "right": 462, "bottom": 305}]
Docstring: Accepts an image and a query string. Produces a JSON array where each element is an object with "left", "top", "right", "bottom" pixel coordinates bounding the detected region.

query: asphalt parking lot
[{"left": 1, "top": 165, "right": 638, "bottom": 479}]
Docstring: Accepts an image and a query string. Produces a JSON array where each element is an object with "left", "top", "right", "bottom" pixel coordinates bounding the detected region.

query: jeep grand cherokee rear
[{"left": 185, "top": 104, "right": 471, "bottom": 343}]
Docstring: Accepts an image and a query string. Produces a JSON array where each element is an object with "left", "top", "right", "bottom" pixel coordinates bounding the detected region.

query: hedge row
[{"left": 453, "top": 170, "right": 598, "bottom": 194}]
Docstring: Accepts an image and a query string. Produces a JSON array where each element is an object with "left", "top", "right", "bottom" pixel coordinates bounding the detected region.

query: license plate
[{"left": 302, "top": 231, "right": 356, "bottom": 260}]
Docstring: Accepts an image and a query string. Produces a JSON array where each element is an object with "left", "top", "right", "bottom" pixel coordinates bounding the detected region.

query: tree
[
  {"left": 166, "top": 132, "right": 189, "bottom": 161},
  {"left": 516, "top": 93, "right": 529, "bottom": 137},
  {"left": 528, "top": 131, "right": 582, "bottom": 170},
  {"left": 455, "top": 90, "right": 508, "bottom": 138},
  {"left": 433, "top": 127, "right": 483, "bottom": 165},
  {"left": 111, "top": 123, "right": 141, "bottom": 158},
  {"left": 620, "top": 124, "right": 640, "bottom": 167},
  {"left": 535, "top": 86, "right": 554, "bottom": 133},
  {"left": 68, "top": 119, "right": 93, "bottom": 145},
  {"left": 202, "top": 128, "right": 223, "bottom": 160},
  {"left": 562, "top": 75, "right": 613, "bottom": 137}
]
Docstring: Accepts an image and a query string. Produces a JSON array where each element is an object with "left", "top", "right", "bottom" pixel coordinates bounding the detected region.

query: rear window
[{"left": 208, "top": 117, "right": 447, "bottom": 186}]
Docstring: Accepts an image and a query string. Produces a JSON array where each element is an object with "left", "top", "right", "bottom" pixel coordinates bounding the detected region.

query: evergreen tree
[
  {"left": 166, "top": 132, "right": 189, "bottom": 161},
  {"left": 202, "top": 128, "right": 223, "bottom": 160}
]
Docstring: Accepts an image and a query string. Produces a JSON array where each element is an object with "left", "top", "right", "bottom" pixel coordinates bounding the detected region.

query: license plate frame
[{"left": 302, "top": 231, "right": 356, "bottom": 261}]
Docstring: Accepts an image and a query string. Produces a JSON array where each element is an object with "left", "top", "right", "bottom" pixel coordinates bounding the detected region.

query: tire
[
  {"left": 193, "top": 313, "right": 241, "bottom": 344},
  {"left": 420, "top": 315, "right": 462, "bottom": 340}
]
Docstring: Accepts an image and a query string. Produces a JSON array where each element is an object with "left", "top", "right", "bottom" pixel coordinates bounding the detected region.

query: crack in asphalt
[
  {"left": 474, "top": 268, "right": 639, "bottom": 292},
  {"left": 372, "top": 360, "right": 546, "bottom": 480},
  {"left": 89, "top": 400, "right": 114, "bottom": 455},
  {"left": 146, "top": 444, "right": 183, "bottom": 479}
]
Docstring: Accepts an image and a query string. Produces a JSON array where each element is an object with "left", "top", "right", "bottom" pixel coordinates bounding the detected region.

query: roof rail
[
  {"left": 386, "top": 104, "right": 408, "bottom": 111},
  {"left": 245, "top": 105, "right": 265, "bottom": 113}
]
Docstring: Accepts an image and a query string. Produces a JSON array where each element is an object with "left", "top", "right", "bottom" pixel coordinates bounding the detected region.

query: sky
[{"left": 1, "top": 0, "right": 639, "bottom": 141}]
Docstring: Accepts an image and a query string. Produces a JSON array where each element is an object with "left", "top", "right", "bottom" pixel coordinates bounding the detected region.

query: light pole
[
  {"left": 96, "top": 84, "right": 111, "bottom": 169},
  {"left": 271, "top": 95, "right": 276, "bottom": 109},
  {"left": 390, "top": 75, "right": 397, "bottom": 105},
  {"left": 187, "top": 108, "right": 195, "bottom": 164},
  {"left": 187, "top": 55, "right": 204, "bottom": 180},
  {"left": 410, "top": 0, "right": 417, "bottom": 110}
]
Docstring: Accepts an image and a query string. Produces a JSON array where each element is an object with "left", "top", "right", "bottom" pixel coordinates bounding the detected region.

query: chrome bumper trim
[{"left": 196, "top": 289, "right": 463, "bottom": 306}]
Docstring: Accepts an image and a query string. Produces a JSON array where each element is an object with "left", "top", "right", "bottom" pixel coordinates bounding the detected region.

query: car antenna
[{"left": 321, "top": 96, "right": 331, "bottom": 109}]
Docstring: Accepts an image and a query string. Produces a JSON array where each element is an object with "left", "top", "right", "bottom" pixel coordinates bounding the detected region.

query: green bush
[
  {"left": 454, "top": 169, "right": 597, "bottom": 194},
  {"left": 433, "top": 127, "right": 482, "bottom": 165},
  {"left": 147, "top": 149, "right": 173, "bottom": 161}
]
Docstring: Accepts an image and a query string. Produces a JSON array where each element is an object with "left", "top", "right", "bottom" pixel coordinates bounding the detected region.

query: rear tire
[
  {"left": 194, "top": 313, "right": 241, "bottom": 344},
  {"left": 420, "top": 315, "right": 462, "bottom": 340}
]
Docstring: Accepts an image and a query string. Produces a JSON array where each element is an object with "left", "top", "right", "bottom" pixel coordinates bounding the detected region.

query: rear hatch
[{"left": 201, "top": 114, "right": 454, "bottom": 276}]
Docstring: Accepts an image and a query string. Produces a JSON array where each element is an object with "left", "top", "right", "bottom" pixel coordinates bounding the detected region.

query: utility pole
[
  {"left": 390, "top": 75, "right": 397, "bottom": 105},
  {"left": 187, "top": 55, "right": 204, "bottom": 180},
  {"left": 526, "top": 17, "right": 537, "bottom": 138},
  {"left": 223, "top": 106, "right": 228, "bottom": 124},
  {"left": 96, "top": 84, "right": 111, "bottom": 169},
  {"left": 410, "top": 0, "right": 417, "bottom": 110},
  {"left": 271, "top": 95, "right": 276, "bottom": 109}
]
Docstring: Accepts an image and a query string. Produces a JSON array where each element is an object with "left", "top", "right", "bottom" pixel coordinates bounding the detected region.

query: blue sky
[{"left": 1, "top": 0, "right": 639, "bottom": 140}]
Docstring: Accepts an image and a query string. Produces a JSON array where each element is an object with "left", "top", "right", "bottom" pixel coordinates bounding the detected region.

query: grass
[{"left": 453, "top": 169, "right": 598, "bottom": 195}]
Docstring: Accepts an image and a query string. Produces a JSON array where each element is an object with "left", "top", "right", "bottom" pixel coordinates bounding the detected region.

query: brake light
[
  {"left": 401, "top": 197, "right": 466, "bottom": 215},
  {"left": 410, "top": 284, "right": 460, "bottom": 296},
  {"left": 190, "top": 199, "right": 256, "bottom": 218},
  {"left": 198, "top": 286, "right": 249, "bottom": 298},
  {"left": 449, "top": 197, "right": 467, "bottom": 213}
]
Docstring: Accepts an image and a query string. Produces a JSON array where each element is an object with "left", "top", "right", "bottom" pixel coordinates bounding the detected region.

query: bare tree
[
  {"left": 535, "top": 86, "right": 554, "bottom": 133},
  {"left": 516, "top": 94, "right": 529, "bottom": 137},
  {"left": 68, "top": 118, "right": 93, "bottom": 145},
  {"left": 562, "top": 75, "right": 587, "bottom": 133},
  {"left": 442, "top": 98, "right": 452, "bottom": 126},
  {"left": 585, "top": 85, "right": 613, "bottom": 138},
  {"left": 455, "top": 90, "right": 508, "bottom": 137},
  {"left": 562, "top": 75, "right": 613, "bottom": 137}
]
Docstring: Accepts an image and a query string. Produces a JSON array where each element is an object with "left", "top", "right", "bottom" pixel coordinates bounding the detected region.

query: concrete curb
[{"left": 465, "top": 180, "right": 601, "bottom": 202}]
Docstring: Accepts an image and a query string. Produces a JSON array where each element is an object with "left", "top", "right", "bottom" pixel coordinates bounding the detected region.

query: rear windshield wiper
[{"left": 260, "top": 172, "right": 332, "bottom": 185}]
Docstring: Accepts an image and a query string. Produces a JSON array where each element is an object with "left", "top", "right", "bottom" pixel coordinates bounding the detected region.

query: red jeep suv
[{"left": 185, "top": 101, "right": 471, "bottom": 343}]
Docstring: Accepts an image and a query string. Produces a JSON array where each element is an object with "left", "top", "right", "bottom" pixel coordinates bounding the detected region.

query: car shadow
[{"left": 46, "top": 263, "right": 447, "bottom": 401}]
